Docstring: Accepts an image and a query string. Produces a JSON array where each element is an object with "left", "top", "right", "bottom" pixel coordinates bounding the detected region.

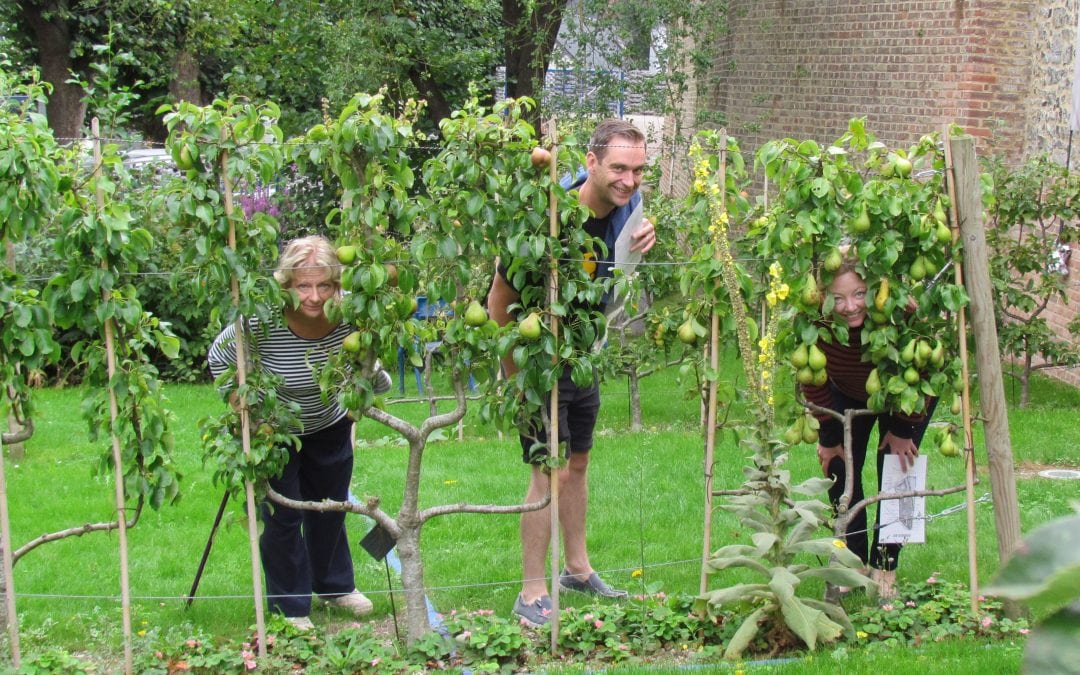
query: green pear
[
  {"left": 823, "top": 248, "right": 844, "bottom": 272},
  {"left": 865, "top": 369, "right": 882, "bottom": 395},
  {"left": 677, "top": 320, "right": 698, "bottom": 345},
  {"left": 851, "top": 203, "right": 871, "bottom": 233},
  {"left": 790, "top": 344, "right": 809, "bottom": 369},
  {"left": 519, "top": 312, "right": 542, "bottom": 340},
  {"left": 464, "top": 300, "right": 488, "bottom": 327},
  {"left": 808, "top": 345, "right": 827, "bottom": 371}
]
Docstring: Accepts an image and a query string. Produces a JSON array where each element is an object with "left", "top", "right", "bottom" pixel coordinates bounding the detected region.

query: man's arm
[{"left": 487, "top": 262, "right": 521, "bottom": 377}]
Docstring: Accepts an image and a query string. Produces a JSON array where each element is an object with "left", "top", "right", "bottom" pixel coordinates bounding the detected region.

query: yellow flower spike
[{"left": 777, "top": 283, "right": 790, "bottom": 300}]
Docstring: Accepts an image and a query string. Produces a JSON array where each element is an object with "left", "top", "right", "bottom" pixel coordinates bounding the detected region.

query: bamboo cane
[
  {"left": 91, "top": 120, "right": 134, "bottom": 674},
  {"left": 700, "top": 133, "right": 727, "bottom": 594},
  {"left": 0, "top": 412, "right": 18, "bottom": 667},
  {"left": 942, "top": 127, "right": 980, "bottom": 615},
  {"left": 547, "top": 123, "right": 562, "bottom": 655},
  {"left": 220, "top": 138, "right": 268, "bottom": 658}
]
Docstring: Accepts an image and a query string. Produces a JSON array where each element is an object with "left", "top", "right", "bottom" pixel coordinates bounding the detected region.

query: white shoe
[
  {"left": 284, "top": 616, "right": 314, "bottom": 631},
  {"left": 325, "top": 589, "right": 373, "bottom": 616}
]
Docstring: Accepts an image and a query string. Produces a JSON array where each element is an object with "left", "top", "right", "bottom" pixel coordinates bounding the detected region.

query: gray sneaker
[
  {"left": 558, "top": 570, "right": 628, "bottom": 599},
  {"left": 512, "top": 593, "right": 553, "bottom": 627}
]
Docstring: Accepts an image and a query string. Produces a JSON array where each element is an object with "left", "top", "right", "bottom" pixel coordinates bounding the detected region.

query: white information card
[{"left": 878, "top": 455, "right": 928, "bottom": 544}]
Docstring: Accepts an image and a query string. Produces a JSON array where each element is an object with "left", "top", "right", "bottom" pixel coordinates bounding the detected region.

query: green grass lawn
[{"left": 2, "top": 360, "right": 1077, "bottom": 670}]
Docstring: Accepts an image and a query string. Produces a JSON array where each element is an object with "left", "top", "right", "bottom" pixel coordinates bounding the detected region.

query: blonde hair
[{"left": 273, "top": 235, "right": 340, "bottom": 287}]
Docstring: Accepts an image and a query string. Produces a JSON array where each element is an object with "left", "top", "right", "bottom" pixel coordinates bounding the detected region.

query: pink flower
[
  {"left": 241, "top": 650, "right": 255, "bottom": 660},
  {"left": 881, "top": 603, "right": 894, "bottom": 612},
  {"left": 926, "top": 576, "right": 938, "bottom": 584},
  {"left": 584, "top": 613, "right": 593, "bottom": 621},
  {"left": 981, "top": 616, "right": 993, "bottom": 628},
  {"left": 1019, "top": 628, "right": 1030, "bottom": 635},
  {"left": 185, "top": 639, "right": 199, "bottom": 648},
  {"left": 617, "top": 644, "right": 629, "bottom": 651},
  {"left": 460, "top": 631, "right": 472, "bottom": 640},
  {"left": 154, "top": 651, "right": 163, "bottom": 659},
  {"left": 594, "top": 620, "right": 604, "bottom": 629},
  {"left": 245, "top": 660, "right": 257, "bottom": 670},
  {"left": 371, "top": 658, "right": 381, "bottom": 667}
]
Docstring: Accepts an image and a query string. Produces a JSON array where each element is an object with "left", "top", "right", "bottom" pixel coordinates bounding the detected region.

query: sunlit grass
[{"left": 2, "top": 362, "right": 1076, "bottom": 664}]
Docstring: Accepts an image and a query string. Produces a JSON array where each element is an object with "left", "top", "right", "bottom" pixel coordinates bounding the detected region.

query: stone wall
[{"left": 670, "top": 0, "right": 1079, "bottom": 388}]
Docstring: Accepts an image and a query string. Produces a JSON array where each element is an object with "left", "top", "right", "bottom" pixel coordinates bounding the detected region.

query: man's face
[{"left": 585, "top": 136, "right": 646, "bottom": 214}]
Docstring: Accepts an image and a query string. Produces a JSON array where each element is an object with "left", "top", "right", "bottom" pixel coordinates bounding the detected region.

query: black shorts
[{"left": 520, "top": 367, "right": 601, "bottom": 464}]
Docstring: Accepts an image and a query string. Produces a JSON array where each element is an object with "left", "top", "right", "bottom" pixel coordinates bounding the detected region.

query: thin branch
[
  {"left": 842, "top": 482, "right": 972, "bottom": 524},
  {"left": 1, "top": 418, "right": 33, "bottom": 445},
  {"left": 264, "top": 485, "right": 400, "bottom": 539},
  {"left": 418, "top": 377, "right": 467, "bottom": 440},
  {"left": 418, "top": 494, "right": 551, "bottom": 522},
  {"left": 12, "top": 496, "right": 144, "bottom": 564}
]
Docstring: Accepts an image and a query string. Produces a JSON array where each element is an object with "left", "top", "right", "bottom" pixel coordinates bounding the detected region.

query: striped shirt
[
  {"left": 801, "top": 325, "right": 923, "bottom": 445},
  {"left": 208, "top": 317, "right": 391, "bottom": 435}
]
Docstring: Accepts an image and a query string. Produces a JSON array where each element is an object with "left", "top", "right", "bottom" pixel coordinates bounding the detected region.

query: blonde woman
[{"left": 208, "top": 235, "right": 390, "bottom": 630}]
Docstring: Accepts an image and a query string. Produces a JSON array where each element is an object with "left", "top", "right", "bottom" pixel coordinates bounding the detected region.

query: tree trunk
[
  {"left": 395, "top": 523, "right": 431, "bottom": 644},
  {"left": 628, "top": 369, "right": 643, "bottom": 432},
  {"left": 502, "top": 0, "right": 569, "bottom": 125},
  {"left": 17, "top": 2, "right": 87, "bottom": 141},
  {"left": 169, "top": 47, "right": 204, "bottom": 105},
  {"left": 4, "top": 242, "right": 25, "bottom": 459}
]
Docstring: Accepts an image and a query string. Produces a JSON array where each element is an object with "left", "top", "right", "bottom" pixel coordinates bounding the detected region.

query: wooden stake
[
  {"left": 0, "top": 418, "right": 19, "bottom": 667},
  {"left": 93, "top": 119, "right": 133, "bottom": 674},
  {"left": 942, "top": 127, "right": 980, "bottom": 615},
  {"left": 546, "top": 123, "right": 561, "bottom": 656},
  {"left": 948, "top": 135, "right": 1023, "bottom": 616},
  {"left": 700, "top": 133, "right": 727, "bottom": 594},
  {"left": 220, "top": 138, "right": 268, "bottom": 657}
]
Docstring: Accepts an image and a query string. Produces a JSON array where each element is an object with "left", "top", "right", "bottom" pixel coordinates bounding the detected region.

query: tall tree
[{"left": 503, "top": 0, "right": 569, "bottom": 125}]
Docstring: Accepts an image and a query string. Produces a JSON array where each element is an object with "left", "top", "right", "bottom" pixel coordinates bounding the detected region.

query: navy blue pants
[
  {"left": 261, "top": 417, "right": 356, "bottom": 617},
  {"left": 825, "top": 388, "right": 936, "bottom": 571}
]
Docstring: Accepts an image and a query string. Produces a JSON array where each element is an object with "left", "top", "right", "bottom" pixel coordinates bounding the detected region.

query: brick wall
[{"left": 671, "top": 0, "right": 1079, "bottom": 388}]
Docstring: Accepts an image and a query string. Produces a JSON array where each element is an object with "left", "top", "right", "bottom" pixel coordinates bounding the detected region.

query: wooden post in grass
[
  {"left": 948, "top": 135, "right": 1023, "bottom": 590},
  {"left": 700, "top": 133, "right": 727, "bottom": 594},
  {"left": 942, "top": 128, "right": 981, "bottom": 615},
  {"left": 220, "top": 139, "right": 268, "bottom": 657},
  {"left": 546, "top": 124, "right": 562, "bottom": 655},
  {"left": 93, "top": 120, "right": 134, "bottom": 675}
]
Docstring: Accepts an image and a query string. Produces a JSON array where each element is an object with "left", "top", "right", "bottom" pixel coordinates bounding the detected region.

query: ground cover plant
[{"left": 2, "top": 362, "right": 1076, "bottom": 671}]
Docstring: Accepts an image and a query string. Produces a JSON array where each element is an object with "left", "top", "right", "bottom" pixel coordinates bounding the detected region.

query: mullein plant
[{"left": 685, "top": 132, "right": 869, "bottom": 659}]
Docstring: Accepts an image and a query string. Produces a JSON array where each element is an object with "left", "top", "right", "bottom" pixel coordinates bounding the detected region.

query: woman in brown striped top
[{"left": 802, "top": 259, "right": 936, "bottom": 599}]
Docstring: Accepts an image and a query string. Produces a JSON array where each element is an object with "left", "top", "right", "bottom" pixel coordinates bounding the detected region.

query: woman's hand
[
  {"left": 817, "top": 444, "right": 844, "bottom": 476},
  {"left": 879, "top": 431, "right": 918, "bottom": 472}
]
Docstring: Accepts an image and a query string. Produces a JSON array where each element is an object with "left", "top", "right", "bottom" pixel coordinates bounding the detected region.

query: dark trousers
[
  {"left": 825, "top": 388, "right": 936, "bottom": 571},
  {"left": 261, "top": 417, "right": 356, "bottom": 617}
]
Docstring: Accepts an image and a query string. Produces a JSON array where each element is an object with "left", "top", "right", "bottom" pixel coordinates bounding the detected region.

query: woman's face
[
  {"left": 829, "top": 270, "right": 868, "bottom": 328},
  {"left": 287, "top": 264, "right": 338, "bottom": 321}
]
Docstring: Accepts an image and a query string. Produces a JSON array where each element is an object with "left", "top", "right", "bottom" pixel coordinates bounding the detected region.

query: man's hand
[
  {"left": 630, "top": 218, "right": 656, "bottom": 254},
  {"left": 879, "top": 431, "right": 918, "bottom": 472}
]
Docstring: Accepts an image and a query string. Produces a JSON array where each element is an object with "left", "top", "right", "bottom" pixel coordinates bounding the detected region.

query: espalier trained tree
[
  {"left": 750, "top": 119, "right": 968, "bottom": 457},
  {"left": 190, "top": 90, "right": 613, "bottom": 644},
  {"left": 160, "top": 97, "right": 298, "bottom": 496},
  {"left": 1, "top": 71, "right": 61, "bottom": 454}
]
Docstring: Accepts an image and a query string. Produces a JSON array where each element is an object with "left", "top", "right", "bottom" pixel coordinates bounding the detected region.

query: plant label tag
[
  {"left": 360, "top": 523, "right": 396, "bottom": 561},
  {"left": 879, "top": 455, "right": 928, "bottom": 544}
]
